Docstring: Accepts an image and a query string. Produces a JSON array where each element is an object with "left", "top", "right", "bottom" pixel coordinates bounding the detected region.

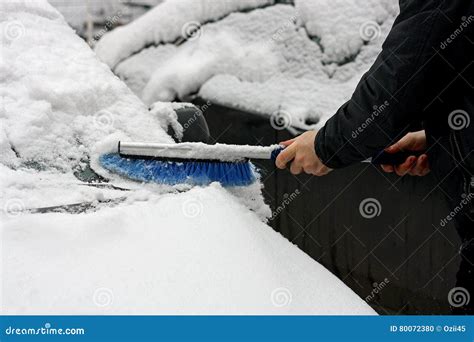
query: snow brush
[{"left": 100, "top": 142, "right": 284, "bottom": 187}]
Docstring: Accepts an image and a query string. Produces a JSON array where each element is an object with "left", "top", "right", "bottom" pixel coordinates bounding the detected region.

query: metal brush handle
[{"left": 118, "top": 142, "right": 285, "bottom": 162}]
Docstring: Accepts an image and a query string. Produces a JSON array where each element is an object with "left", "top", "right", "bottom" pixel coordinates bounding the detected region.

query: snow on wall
[
  {"left": 1, "top": 0, "right": 376, "bottom": 315},
  {"left": 102, "top": 1, "right": 399, "bottom": 130},
  {"left": 95, "top": 0, "right": 275, "bottom": 69}
]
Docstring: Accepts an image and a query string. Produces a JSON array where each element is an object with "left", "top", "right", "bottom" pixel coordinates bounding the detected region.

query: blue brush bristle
[{"left": 100, "top": 153, "right": 257, "bottom": 187}]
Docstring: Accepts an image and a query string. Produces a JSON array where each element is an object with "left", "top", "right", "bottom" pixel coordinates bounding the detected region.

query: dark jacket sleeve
[{"left": 315, "top": 0, "right": 471, "bottom": 168}]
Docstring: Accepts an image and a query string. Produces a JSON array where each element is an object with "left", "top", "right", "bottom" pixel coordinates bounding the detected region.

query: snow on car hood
[
  {"left": 3, "top": 183, "right": 376, "bottom": 315},
  {"left": 0, "top": 0, "right": 376, "bottom": 315}
]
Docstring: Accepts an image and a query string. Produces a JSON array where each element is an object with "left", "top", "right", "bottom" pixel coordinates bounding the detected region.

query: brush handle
[
  {"left": 270, "top": 147, "right": 424, "bottom": 166},
  {"left": 371, "top": 150, "right": 425, "bottom": 165},
  {"left": 270, "top": 147, "right": 285, "bottom": 161},
  {"left": 119, "top": 142, "right": 284, "bottom": 162}
]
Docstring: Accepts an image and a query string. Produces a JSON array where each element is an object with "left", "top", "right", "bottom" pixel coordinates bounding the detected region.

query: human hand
[
  {"left": 381, "top": 130, "right": 430, "bottom": 176},
  {"left": 275, "top": 131, "right": 332, "bottom": 176}
]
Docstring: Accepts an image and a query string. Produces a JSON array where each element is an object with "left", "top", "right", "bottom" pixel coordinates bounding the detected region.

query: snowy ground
[
  {"left": 0, "top": 0, "right": 375, "bottom": 314},
  {"left": 96, "top": 0, "right": 399, "bottom": 130}
]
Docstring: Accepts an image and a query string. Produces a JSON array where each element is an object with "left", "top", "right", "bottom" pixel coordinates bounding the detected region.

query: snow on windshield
[{"left": 0, "top": 0, "right": 171, "bottom": 174}]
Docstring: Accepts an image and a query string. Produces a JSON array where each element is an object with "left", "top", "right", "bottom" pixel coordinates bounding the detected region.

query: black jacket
[{"left": 315, "top": 0, "right": 473, "bottom": 173}]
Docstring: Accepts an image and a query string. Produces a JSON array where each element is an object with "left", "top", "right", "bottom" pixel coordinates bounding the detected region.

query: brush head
[{"left": 99, "top": 153, "right": 257, "bottom": 187}]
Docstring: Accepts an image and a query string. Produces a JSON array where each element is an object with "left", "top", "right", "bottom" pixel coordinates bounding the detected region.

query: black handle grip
[{"left": 371, "top": 150, "right": 425, "bottom": 165}]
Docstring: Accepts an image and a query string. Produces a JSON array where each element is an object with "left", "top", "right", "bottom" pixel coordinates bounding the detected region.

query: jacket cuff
[{"left": 315, "top": 127, "right": 346, "bottom": 169}]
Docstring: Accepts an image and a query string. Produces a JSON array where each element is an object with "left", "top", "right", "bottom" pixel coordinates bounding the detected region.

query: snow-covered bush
[{"left": 96, "top": 0, "right": 399, "bottom": 130}]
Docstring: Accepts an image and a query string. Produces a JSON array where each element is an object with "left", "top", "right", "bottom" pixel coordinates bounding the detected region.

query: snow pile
[
  {"left": 101, "top": 1, "right": 399, "bottom": 129},
  {"left": 1, "top": 0, "right": 375, "bottom": 315},
  {"left": 95, "top": 0, "right": 274, "bottom": 68},
  {"left": 3, "top": 183, "right": 375, "bottom": 315},
  {"left": 115, "top": 44, "right": 178, "bottom": 96},
  {"left": 141, "top": 31, "right": 279, "bottom": 105},
  {"left": 296, "top": 0, "right": 399, "bottom": 64}
]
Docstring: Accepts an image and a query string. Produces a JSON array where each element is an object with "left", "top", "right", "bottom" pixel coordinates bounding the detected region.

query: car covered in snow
[{"left": 0, "top": 0, "right": 375, "bottom": 314}]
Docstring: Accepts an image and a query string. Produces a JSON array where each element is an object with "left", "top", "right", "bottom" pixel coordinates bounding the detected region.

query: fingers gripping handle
[
  {"left": 371, "top": 150, "right": 425, "bottom": 165},
  {"left": 271, "top": 145, "right": 424, "bottom": 166}
]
